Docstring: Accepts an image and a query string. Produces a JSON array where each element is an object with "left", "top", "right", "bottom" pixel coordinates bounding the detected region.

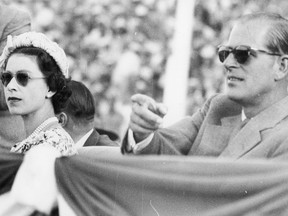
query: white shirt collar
[
  {"left": 75, "top": 128, "right": 94, "bottom": 148},
  {"left": 241, "top": 109, "right": 246, "bottom": 121}
]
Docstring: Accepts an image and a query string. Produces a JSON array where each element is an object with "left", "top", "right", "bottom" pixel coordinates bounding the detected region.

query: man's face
[
  {"left": 222, "top": 21, "right": 279, "bottom": 107},
  {"left": 0, "top": 82, "right": 8, "bottom": 111}
]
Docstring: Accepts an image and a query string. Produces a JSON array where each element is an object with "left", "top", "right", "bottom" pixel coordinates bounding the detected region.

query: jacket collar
[{"left": 220, "top": 96, "right": 288, "bottom": 158}]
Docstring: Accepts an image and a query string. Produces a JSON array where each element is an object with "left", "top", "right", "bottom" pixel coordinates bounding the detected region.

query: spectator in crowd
[
  {"left": 122, "top": 12, "right": 288, "bottom": 159},
  {"left": 0, "top": 3, "right": 31, "bottom": 151},
  {"left": 58, "top": 80, "right": 119, "bottom": 148},
  {"left": 0, "top": 31, "right": 76, "bottom": 156}
]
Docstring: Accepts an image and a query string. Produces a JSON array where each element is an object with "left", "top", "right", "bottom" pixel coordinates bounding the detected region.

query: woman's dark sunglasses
[
  {"left": 1, "top": 71, "right": 46, "bottom": 87},
  {"left": 217, "top": 45, "right": 281, "bottom": 64}
]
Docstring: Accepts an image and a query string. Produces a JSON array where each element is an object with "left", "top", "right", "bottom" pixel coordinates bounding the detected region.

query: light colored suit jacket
[{"left": 123, "top": 94, "right": 288, "bottom": 160}]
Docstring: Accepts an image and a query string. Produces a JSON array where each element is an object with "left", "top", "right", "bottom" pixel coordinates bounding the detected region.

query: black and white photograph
[{"left": 1, "top": 0, "right": 288, "bottom": 215}]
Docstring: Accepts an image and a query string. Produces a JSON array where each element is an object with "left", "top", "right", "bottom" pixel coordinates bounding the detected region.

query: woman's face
[{"left": 3, "top": 53, "right": 50, "bottom": 116}]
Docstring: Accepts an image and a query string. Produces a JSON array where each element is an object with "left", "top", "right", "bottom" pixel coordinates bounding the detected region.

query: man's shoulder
[
  {"left": 205, "top": 93, "right": 242, "bottom": 116},
  {"left": 84, "top": 128, "right": 119, "bottom": 147},
  {"left": 95, "top": 128, "right": 119, "bottom": 142}
]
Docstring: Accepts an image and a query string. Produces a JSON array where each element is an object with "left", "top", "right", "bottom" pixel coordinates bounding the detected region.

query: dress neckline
[
  {"left": 28, "top": 117, "right": 59, "bottom": 139},
  {"left": 11, "top": 117, "right": 59, "bottom": 153}
]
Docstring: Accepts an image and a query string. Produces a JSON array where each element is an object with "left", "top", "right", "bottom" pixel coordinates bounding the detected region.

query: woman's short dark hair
[{"left": 4, "top": 46, "right": 72, "bottom": 113}]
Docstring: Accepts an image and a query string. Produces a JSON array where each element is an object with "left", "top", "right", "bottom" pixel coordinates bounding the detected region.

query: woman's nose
[{"left": 6, "top": 77, "right": 18, "bottom": 90}]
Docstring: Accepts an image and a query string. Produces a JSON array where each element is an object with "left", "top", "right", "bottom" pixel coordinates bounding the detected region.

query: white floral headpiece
[{"left": 0, "top": 31, "right": 69, "bottom": 78}]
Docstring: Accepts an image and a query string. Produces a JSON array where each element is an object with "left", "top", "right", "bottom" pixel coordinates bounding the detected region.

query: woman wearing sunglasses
[{"left": 0, "top": 32, "right": 76, "bottom": 156}]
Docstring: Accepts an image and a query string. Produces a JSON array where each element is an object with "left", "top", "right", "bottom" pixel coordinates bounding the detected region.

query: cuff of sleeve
[{"left": 128, "top": 129, "right": 154, "bottom": 154}]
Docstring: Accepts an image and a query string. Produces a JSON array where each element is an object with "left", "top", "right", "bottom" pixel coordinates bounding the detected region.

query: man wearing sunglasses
[
  {"left": 0, "top": 4, "right": 31, "bottom": 151},
  {"left": 121, "top": 12, "right": 288, "bottom": 159}
]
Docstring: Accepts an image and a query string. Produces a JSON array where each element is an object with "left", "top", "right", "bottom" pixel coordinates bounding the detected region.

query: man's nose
[{"left": 223, "top": 53, "right": 239, "bottom": 70}]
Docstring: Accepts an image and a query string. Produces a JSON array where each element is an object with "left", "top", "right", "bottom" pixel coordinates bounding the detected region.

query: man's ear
[
  {"left": 58, "top": 112, "right": 68, "bottom": 127},
  {"left": 275, "top": 56, "right": 288, "bottom": 81}
]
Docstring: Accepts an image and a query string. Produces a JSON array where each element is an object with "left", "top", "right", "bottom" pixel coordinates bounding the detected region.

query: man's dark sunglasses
[
  {"left": 1, "top": 71, "right": 46, "bottom": 87},
  {"left": 217, "top": 45, "right": 281, "bottom": 64}
]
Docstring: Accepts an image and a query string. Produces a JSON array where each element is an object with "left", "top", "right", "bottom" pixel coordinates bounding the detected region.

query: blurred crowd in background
[{"left": 5, "top": 0, "right": 288, "bottom": 139}]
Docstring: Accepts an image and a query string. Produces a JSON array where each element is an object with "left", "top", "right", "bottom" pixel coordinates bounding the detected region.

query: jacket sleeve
[{"left": 122, "top": 94, "right": 218, "bottom": 155}]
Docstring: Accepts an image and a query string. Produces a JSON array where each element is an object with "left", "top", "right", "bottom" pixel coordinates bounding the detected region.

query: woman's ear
[
  {"left": 45, "top": 90, "right": 56, "bottom": 99},
  {"left": 58, "top": 112, "right": 68, "bottom": 127},
  {"left": 275, "top": 55, "right": 288, "bottom": 81}
]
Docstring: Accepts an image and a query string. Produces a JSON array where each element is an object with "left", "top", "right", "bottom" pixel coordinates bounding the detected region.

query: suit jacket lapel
[
  {"left": 220, "top": 96, "right": 288, "bottom": 158},
  {"left": 191, "top": 114, "right": 241, "bottom": 156},
  {"left": 220, "top": 119, "right": 261, "bottom": 158}
]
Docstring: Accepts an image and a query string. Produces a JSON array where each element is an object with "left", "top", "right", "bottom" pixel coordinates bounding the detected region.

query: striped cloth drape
[
  {"left": 55, "top": 147, "right": 288, "bottom": 216},
  {"left": 1, "top": 147, "right": 288, "bottom": 215}
]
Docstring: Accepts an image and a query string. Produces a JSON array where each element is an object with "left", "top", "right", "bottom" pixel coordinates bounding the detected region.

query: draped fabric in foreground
[
  {"left": 55, "top": 147, "right": 288, "bottom": 216},
  {"left": 0, "top": 150, "right": 23, "bottom": 195}
]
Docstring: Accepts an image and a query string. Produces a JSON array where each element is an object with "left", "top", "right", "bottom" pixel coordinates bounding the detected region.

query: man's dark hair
[
  {"left": 62, "top": 80, "right": 95, "bottom": 123},
  {"left": 239, "top": 12, "right": 288, "bottom": 55}
]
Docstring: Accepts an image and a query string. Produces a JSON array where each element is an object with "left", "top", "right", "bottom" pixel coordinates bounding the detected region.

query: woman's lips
[{"left": 7, "top": 97, "right": 21, "bottom": 101}]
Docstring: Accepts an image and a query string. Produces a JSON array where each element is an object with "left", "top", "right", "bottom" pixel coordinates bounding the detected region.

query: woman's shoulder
[
  {"left": 44, "top": 127, "right": 77, "bottom": 156},
  {"left": 45, "top": 126, "right": 72, "bottom": 141}
]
